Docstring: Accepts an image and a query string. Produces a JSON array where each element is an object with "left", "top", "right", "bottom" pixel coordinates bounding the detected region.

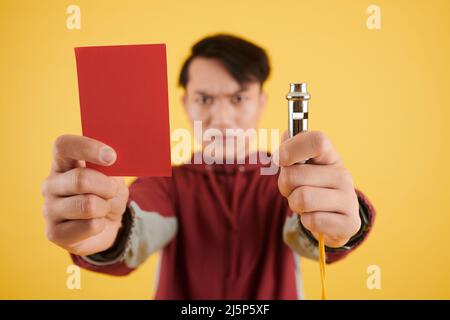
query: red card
[{"left": 75, "top": 44, "right": 171, "bottom": 177}]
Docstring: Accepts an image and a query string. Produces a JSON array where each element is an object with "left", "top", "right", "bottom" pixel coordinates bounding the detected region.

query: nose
[{"left": 209, "top": 98, "right": 235, "bottom": 128}]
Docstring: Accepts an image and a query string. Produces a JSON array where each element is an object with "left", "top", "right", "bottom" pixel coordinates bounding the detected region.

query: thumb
[
  {"left": 272, "top": 131, "right": 290, "bottom": 167},
  {"left": 281, "top": 130, "right": 289, "bottom": 143}
]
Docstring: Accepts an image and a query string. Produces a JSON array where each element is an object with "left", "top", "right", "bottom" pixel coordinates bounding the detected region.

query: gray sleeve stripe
[
  {"left": 81, "top": 200, "right": 178, "bottom": 268},
  {"left": 282, "top": 214, "right": 318, "bottom": 261},
  {"left": 292, "top": 251, "right": 305, "bottom": 300},
  {"left": 124, "top": 201, "right": 178, "bottom": 269}
]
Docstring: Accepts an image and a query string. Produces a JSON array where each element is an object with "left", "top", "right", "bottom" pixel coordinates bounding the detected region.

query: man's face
[{"left": 182, "top": 57, "right": 267, "bottom": 159}]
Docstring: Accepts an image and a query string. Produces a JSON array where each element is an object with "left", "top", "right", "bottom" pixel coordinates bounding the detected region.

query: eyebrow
[{"left": 194, "top": 88, "right": 248, "bottom": 96}]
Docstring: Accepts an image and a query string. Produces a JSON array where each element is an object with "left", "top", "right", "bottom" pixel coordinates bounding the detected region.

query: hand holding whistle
[{"left": 277, "top": 83, "right": 361, "bottom": 248}]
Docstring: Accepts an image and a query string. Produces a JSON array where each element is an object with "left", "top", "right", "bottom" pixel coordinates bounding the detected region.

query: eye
[
  {"left": 197, "top": 95, "right": 214, "bottom": 106},
  {"left": 231, "top": 95, "right": 245, "bottom": 105}
]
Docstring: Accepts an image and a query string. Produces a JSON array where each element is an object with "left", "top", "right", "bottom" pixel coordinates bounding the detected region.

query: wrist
[{"left": 83, "top": 206, "right": 134, "bottom": 263}]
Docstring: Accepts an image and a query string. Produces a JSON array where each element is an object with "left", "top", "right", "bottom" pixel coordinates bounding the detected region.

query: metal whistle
[{"left": 286, "top": 83, "right": 310, "bottom": 138}]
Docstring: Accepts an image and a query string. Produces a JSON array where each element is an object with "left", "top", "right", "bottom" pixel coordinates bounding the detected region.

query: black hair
[{"left": 178, "top": 34, "right": 271, "bottom": 88}]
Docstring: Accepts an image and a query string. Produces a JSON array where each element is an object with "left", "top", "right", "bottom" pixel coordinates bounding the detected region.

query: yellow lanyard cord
[{"left": 318, "top": 233, "right": 327, "bottom": 300}]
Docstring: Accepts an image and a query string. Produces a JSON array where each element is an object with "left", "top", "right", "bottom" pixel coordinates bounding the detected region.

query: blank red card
[{"left": 75, "top": 44, "right": 171, "bottom": 177}]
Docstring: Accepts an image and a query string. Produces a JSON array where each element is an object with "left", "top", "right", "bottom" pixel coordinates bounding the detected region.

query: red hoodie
[{"left": 72, "top": 152, "right": 376, "bottom": 299}]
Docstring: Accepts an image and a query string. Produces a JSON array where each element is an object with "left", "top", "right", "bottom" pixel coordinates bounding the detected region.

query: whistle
[{"left": 286, "top": 82, "right": 310, "bottom": 138}]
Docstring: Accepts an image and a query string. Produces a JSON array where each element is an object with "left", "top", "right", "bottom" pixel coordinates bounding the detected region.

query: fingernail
[{"left": 100, "top": 147, "right": 116, "bottom": 164}]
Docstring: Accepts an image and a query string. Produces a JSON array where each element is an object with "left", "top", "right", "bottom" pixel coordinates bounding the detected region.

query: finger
[
  {"left": 43, "top": 194, "right": 111, "bottom": 223},
  {"left": 46, "top": 218, "right": 106, "bottom": 247},
  {"left": 271, "top": 131, "right": 289, "bottom": 167},
  {"left": 300, "top": 211, "right": 361, "bottom": 247},
  {"left": 46, "top": 167, "right": 118, "bottom": 199},
  {"left": 278, "top": 164, "right": 354, "bottom": 196},
  {"left": 287, "top": 186, "right": 356, "bottom": 215},
  {"left": 281, "top": 130, "right": 289, "bottom": 143},
  {"left": 51, "top": 134, "right": 117, "bottom": 173},
  {"left": 107, "top": 181, "right": 130, "bottom": 218},
  {"left": 279, "top": 131, "right": 341, "bottom": 166},
  {"left": 66, "top": 225, "right": 120, "bottom": 256}
]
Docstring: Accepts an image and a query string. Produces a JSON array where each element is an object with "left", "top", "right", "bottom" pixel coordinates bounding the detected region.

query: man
[{"left": 41, "top": 34, "right": 375, "bottom": 299}]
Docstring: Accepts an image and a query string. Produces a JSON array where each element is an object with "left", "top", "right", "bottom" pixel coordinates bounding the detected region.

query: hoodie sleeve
[{"left": 71, "top": 176, "right": 178, "bottom": 276}]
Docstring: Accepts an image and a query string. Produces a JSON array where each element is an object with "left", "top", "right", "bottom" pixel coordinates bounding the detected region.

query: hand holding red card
[{"left": 75, "top": 44, "right": 172, "bottom": 177}]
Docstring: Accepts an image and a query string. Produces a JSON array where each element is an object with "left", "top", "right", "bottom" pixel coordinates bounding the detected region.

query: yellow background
[{"left": 1, "top": 0, "right": 449, "bottom": 299}]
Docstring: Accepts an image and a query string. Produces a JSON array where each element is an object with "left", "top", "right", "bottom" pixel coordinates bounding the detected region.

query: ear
[
  {"left": 259, "top": 91, "right": 267, "bottom": 110},
  {"left": 181, "top": 93, "right": 194, "bottom": 122},
  {"left": 181, "top": 93, "right": 186, "bottom": 106}
]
